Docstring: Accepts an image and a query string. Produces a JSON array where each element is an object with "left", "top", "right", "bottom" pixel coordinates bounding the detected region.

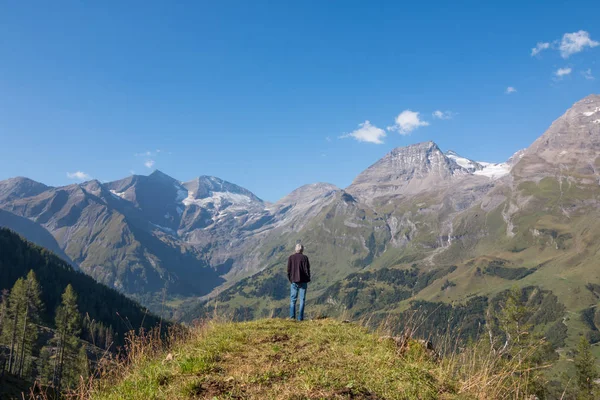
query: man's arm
[
  {"left": 306, "top": 257, "right": 311, "bottom": 281},
  {"left": 287, "top": 256, "right": 292, "bottom": 282}
]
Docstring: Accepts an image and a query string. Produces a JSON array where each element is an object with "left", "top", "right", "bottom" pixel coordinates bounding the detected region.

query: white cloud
[
  {"left": 325, "top": 136, "right": 332, "bottom": 142},
  {"left": 144, "top": 160, "right": 155, "bottom": 169},
  {"left": 339, "top": 121, "right": 386, "bottom": 144},
  {"left": 387, "top": 110, "right": 429, "bottom": 135},
  {"left": 559, "top": 30, "right": 599, "bottom": 58},
  {"left": 505, "top": 86, "right": 517, "bottom": 94},
  {"left": 555, "top": 67, "right": 572, "bottom": 78},
  {"left": 66, "top": 171, "right": 92, "bottom": 181},
  {"left": 531, "top": 42, "right": 550, "bottom": 56},
  {"left": 432, "top": 110, "right": 454, "bottom": 120},
  {"left": 582, "top": 68, "right": 595, "bottom": 80}
]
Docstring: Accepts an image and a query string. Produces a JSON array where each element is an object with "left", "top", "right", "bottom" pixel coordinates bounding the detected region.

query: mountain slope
[
  {"left": 0, "top": 227, "right": 162, "bottom": 342},
  {"left": 0, "top": 208, "right": 76, "bottom": 266}
]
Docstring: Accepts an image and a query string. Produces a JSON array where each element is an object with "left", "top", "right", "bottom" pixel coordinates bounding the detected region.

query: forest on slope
[{"left": 0, "top": 228, "right": 163, "bottom": 398}]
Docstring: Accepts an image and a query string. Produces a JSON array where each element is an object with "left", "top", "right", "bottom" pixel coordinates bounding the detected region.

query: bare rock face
[
  {"left": 266, "top": 183, "right": 340, "bottom": 232},
  {"left": 347, "top": 141, "right": 470, "bottom": 201},
  {"left": 516, "top": 94, "right": 600, "bottom": 179},
  {"left": 180, "top": 176, "right": 267, "bottom": 241}
]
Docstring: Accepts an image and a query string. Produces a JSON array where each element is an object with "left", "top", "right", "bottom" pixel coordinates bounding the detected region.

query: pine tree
[
  {"left": 53, "top": 284, "right": 82, "bottom": 391},
  {"left": 17, "top": 270, "right": 44, "bottom": 377},
  {"left": 38, "top": 346, "right": 54, "bottom": 385},
  {"left": 0, "top": 272, "right": 44, "bottom": 378},
  {"left": 574, "top": 336, "right": 598, "bottom": 399},
  {"left": 76, "top": 345, "right": 89, "bottom": 381},
  {"left": 498, "top": 286, "right": 529, "bottom": 348},
  {"left": 3, "top": 278, "right": 25, "bottom": 375},
  {"left": 0, "top": 288, "right": 8, "bottom": 374},
  {"left": 492, "top": 286, "right": 551, "bottom": 397},
  {"left": 0, "top": 288, "right": 8, "bottom": 337}
]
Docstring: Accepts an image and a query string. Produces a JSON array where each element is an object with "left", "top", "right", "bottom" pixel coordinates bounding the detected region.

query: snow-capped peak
[
  {"left": 182, "top": 190, "right": 253, "bottom": 208},
  {"left": 445, "top": 150, "right": 483, "bottom": 172},
  {"left": 445, "top": 150, "right": 513, "bottom": 180}
]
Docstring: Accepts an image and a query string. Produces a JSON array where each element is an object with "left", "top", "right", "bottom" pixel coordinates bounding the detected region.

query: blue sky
[{"left": 0, "top": 1, "right": 599, "bottom": 202}]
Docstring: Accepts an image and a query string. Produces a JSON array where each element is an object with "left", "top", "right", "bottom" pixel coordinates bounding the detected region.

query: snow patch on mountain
[
  {"left": 445, "top": 150, "right": 514, "bottom": 180},
  {"left": 474, "top": 162, "right": 511, "bottom": 179},
  {"left": 182, "top": 191, "right": 253, "bottom": 208},
  {"left": 150, "top": 222, "right": 177, "bottom": 235},
  {"left": 110, "top": 190, "right": 127, "bottom": 199},
  {"left": 583, "top": 107, "right": 600, "bottom": 116},
  {"left": 445, "top": 151, "right": 482, "bottom": 172}
]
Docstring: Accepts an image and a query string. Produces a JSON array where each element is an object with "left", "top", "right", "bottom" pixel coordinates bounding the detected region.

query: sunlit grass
[{"left": 66, "top": 317, "right": 549, "bottom": 400}]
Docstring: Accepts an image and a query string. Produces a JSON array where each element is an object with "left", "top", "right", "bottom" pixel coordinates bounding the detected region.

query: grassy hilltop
[{"left": 82, "top": 318, "right": 550, "bottom": 400}]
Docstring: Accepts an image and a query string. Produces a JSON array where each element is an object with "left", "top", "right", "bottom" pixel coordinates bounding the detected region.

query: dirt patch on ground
[
  {"left": 261, "top": 333, "right": 290, "bottom": 343},
  {"left": 331, "top": 387, "right": 382, "bottom": 399},
  {"left": 287, "top": 388, "right": 382, "bottom": 400},
  {"left": 186, "top": 378, "right": 246, "bottom": 399}
]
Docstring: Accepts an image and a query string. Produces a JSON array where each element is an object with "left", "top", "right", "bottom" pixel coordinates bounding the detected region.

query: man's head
[{"left": 295, "top": 243, "right": 304, "bottom": 254}]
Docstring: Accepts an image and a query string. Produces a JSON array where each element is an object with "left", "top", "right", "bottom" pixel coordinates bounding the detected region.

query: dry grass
[{"left": 28, "top": 315, "right": 550, "bottom": 400}]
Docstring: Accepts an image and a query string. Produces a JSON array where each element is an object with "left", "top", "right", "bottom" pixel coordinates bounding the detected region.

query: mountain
[
  {"left": 516, "top": 94, "right": 600, "bottom": 179},
  {"left": 0, "top": 177, "right": 49, "bottom": 202},
  {"left": 348, "top": 141, "right": 471, "bottom": 200},
  {"left": 0, "top": 174, "right": 227, "bottom": 303}
]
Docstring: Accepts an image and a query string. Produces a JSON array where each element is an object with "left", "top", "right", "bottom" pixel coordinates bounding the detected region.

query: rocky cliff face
[
  {"left": 347, "top": 141, "right": 471, "bottom": 201},
  {"left": 515, "top": 94, "right": 600, "bottom": 180}
]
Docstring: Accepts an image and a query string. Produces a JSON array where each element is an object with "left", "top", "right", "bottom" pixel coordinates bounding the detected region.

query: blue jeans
[{"left": 290, "top": 282, "right": 307, "bottom": 321}]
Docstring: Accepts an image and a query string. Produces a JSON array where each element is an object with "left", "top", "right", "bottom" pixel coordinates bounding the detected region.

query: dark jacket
[{"left": 287, "top": 253, "right": 311, "bottom": 283}]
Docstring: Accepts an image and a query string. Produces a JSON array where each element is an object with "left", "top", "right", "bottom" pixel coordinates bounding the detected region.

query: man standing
[{"left": 288, "top": 243, "right": 311, "bottom": 321}]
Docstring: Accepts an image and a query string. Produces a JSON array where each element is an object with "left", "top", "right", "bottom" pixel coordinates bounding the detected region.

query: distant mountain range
[
  {"left": 1, "top": 95, "right": 600, "bottom": 346},
  {"left": 0, "top": 144, "right": 516, "bottom": 304}
]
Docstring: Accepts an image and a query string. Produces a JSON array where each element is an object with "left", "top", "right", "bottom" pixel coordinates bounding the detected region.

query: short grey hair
[{"left": 295, "top": 243, "right": 304, "bottom": 253}]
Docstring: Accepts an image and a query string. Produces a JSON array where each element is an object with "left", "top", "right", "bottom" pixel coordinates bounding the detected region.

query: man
[{"left": 287, "top": 243, "right": 311, "bottom": 321}]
